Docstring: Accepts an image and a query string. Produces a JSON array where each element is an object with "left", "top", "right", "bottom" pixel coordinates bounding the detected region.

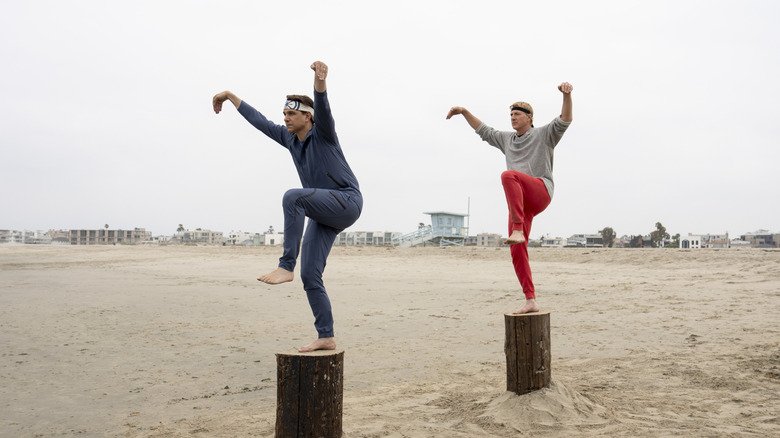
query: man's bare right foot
[
  {"left": 504, "top": 230, "right": 526, "bottom": 245},
  {"left": 257, "top": 267, "right": 294, "bottom": 285},
  {"left": 512, "top": 299, "right": 539, "bottom": 314},
  {"left": 298, "top": 337, "right": 336, "bottom": 352}
]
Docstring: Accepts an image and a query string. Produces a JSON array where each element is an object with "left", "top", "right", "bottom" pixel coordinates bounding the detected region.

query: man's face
[
  {"left": 510, "top": 110, "right": 532, "bottom": 132},
  {"left": 283, "top": 109, "right": 310, "bottom": 134}
]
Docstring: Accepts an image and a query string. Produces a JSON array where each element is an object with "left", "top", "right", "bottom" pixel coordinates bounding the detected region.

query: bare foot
[
  {"left": 298, "top": 337, "right": 336, "bottom": 352},
  {"left": 504, "top": 230, "right": 526, "bottom": 245},
  {"left": 257, "top": 267, "right": 294, "bottom": 284},
  {"left": 513, "top": 299, "right": 539, "bottom": 314}
]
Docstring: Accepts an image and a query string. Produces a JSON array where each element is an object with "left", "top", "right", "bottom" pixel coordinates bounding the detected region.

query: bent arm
[
  {"left": 558, "top": 82, "right": 573, "bottom": 122},
  {"left": 237, "top": 101, "right": 288, "bottom": 146},
  {"left": 213, "top": 91, "right": 242, "bottom": 114},
  {"left": 446, "top": 106, "right": 483, "bottom": 130}
]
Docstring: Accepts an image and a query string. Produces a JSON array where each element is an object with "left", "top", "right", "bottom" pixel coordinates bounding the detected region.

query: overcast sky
[{"left": 2, "top": 0, "right": 778, "bottom": 239}]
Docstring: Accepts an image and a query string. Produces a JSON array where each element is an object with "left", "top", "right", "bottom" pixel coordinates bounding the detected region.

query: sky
[{"left": 2, "top": 0, "right": 779, "bottom": 239}]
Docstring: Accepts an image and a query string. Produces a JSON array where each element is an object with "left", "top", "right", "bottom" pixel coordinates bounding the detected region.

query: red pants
[{"left": 501, "top": 170, "right": 551, "bottom": 299}]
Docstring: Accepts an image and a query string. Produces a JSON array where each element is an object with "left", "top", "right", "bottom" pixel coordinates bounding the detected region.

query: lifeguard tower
[{"left": 392, "top": 211, "right": 469, "bottom": 247}]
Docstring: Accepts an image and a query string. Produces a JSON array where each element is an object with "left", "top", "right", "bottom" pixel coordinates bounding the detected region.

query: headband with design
[{"left": 285, "top": 100, "right": 314, "bottom": 114}]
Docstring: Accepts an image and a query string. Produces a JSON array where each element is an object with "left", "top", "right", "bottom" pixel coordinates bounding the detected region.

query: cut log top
[
  {"left": 275, "top": 349, "right": 344, "bottom": 358},
  {"left": 504, "top": 311, "right": 551, "bottom": 318}
]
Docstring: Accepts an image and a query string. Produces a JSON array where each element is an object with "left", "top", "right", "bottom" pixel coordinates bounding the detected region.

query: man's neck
[
  {"left": 515, "top": 126, "right": 531, "bottom": 136},
  {"left": 295, "top": 123, "right": 313, "bottom": 141}
]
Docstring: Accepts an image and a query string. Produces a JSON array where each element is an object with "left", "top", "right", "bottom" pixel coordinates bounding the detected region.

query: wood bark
[
  {"left": 504, "top": 312, "right": 551, "bottom": 394},
  {"left": 276, "top": 349, "right": 344, "bottom": 438}
]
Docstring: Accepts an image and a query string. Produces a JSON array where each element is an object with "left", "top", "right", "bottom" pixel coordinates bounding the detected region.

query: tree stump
[
  {"left": 504, "top": 312, "right": 551, "bottom": 394},
  {"left": 275, "top": 349, "right": 344, "bottom": 438}
]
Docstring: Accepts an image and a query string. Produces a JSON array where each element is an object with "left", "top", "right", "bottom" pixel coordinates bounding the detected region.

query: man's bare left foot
[
  {"left": 257, "top": 267, "right": 294, "bottom": 284},
  {"left": 504, "top": 230, "right": 526, "bottom": 245},
  {"left": 513, "top": 299, "right": 539, "bottom": 314},
  {"left": 298, "top": 337, "right": 336, "bottom": 352}
]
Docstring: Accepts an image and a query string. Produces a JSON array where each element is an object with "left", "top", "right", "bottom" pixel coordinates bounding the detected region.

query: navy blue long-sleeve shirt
[{"left": 237, "top": 90, "right": 360, "bottom": 193}]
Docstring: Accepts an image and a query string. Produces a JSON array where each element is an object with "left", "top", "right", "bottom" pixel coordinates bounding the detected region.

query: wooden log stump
[
  {"left": 275, "top": 349, "right": 344, "bottom": 438},
  {"left": 504, "top": 312, "right": 551, "bottom": 395}
]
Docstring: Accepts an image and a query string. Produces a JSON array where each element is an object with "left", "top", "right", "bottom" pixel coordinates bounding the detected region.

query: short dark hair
[{"left": 286, "top": 94, "right": 314, "bottom": 108}]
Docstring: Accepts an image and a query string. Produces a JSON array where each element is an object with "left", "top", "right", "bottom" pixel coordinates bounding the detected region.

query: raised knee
[
  {"left": 501, "top": 170, "right": 515, "bottom": 181},
  {"left": 282, "top": 189, "right": 299, "bottom": 207},
  {"left": 300, "top": 266, "right": 321, "bottom": 289}
]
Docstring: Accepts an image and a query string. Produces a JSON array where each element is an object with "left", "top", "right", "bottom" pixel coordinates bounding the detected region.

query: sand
[{"left": 1, "top": 245, "right": 778, "bottom": 437}]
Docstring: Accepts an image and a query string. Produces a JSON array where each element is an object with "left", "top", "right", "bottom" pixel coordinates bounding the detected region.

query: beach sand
[{"left": 1, "top": 245, "right": 778, "bottom": 437}]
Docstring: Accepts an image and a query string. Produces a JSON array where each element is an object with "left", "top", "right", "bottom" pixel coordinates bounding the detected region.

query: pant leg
[
  {"left": 501, "top": 171, "right": 551, "bottom": 299},
  {"left": 300, "top": 221, "right": 340, "bottom": 338},
  {"left": 509, "top": 219, "right": 536, "bottom": 299}
]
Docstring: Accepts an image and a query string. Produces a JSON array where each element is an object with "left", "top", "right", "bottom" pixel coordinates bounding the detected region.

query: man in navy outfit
[{"left": 213, "top": 61, "right": 362, "bottom": 352}]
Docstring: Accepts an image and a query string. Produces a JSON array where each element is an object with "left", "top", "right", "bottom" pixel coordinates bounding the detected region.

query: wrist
[{"left": 229, "top": 93, "right": 241, "bottom": 108}]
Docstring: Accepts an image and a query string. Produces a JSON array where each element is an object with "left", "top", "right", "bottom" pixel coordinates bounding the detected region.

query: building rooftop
[{"left": 423, "top": 211, "right": 469, "bottom": 217}]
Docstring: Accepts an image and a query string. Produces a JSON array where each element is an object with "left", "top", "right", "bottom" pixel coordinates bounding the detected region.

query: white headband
[{"left": 284, "top": 100, "right": 314, "bottom": 114}]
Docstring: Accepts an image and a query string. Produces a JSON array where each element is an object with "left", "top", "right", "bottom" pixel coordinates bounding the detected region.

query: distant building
[
  {"left": 739, "top": 230, "right": 778, "bottom": 248},
  {"left": 700, "top": 233, "right": 729, "bottom": 247},
  {"left": 586, "top": 235, "right": 604, "bottom": 247},
  {"left": 222, "top": 228, "right": 285, "bottom": 246},
  {"left": 0, "top": 230, "right": 22, "bottom": 244},
  {"left": 730, "top": 239, "right": 751, "bottom": 248},
  {"left": 335, "top": 232, "right": 356, "bottom": 246},
  {"left": 0, "top": 230, "right": 52, "bottom": 244},
  {"left": 566, "top": 234, "right": 603, "bottom": 247},
  {"left": 336, "top": 231, "right": 400, "bottom": 246},
  {"left": 173, "top": 229, "right": 224, "bottom": 245},
  {"left": 680, "top": 234, "right": 702, "bottom": 249},
  {"left": 49, "top": 229, "right": 70, "bottom": 244},
  {"left": 261, "top": 233, "right": 284, "bottom": 246},
  {"left": 615, "top": 235, "right": 632, "bottom": 248},
  {"left": 226, "top": 230, "right": 257, "bottom": 245},
  {"left": 688, "top": 232, "right": 730, "bottom": 248},
  {"left": 542, "top": 237, "right": 566, "bottom": 248},
  {"left": 471, "top": 233, "right": 503, "bottom": 247},
  {"left": 69, "top": 228, "right": 152, "bottom": 245},
  {"left": 676, "top": 231, "right": 780, "bottom": 249},
  {"left": 25, "top": 230, "right": 52, "bottom": 244},
  {"left": 707, "top": 239, "right": 730, "bottom": 249},
  {"left": 612, "top": 235, "right": 651, "bottom": 248}
]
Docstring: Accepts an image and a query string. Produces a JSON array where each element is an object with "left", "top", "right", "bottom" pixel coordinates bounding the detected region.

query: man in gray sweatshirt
[{"left": 447, "top": 82, "right": 573, "bottom": 314}]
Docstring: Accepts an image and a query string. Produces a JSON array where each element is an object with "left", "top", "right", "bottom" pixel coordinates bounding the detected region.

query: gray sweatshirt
[{"left": 476, "top": 117, "right": 571, "bottom": 199}]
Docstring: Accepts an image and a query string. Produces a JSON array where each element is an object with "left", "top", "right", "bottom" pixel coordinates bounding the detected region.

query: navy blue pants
[{"left": 279, "top": 187, "right": 362, "bottom": 338}]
